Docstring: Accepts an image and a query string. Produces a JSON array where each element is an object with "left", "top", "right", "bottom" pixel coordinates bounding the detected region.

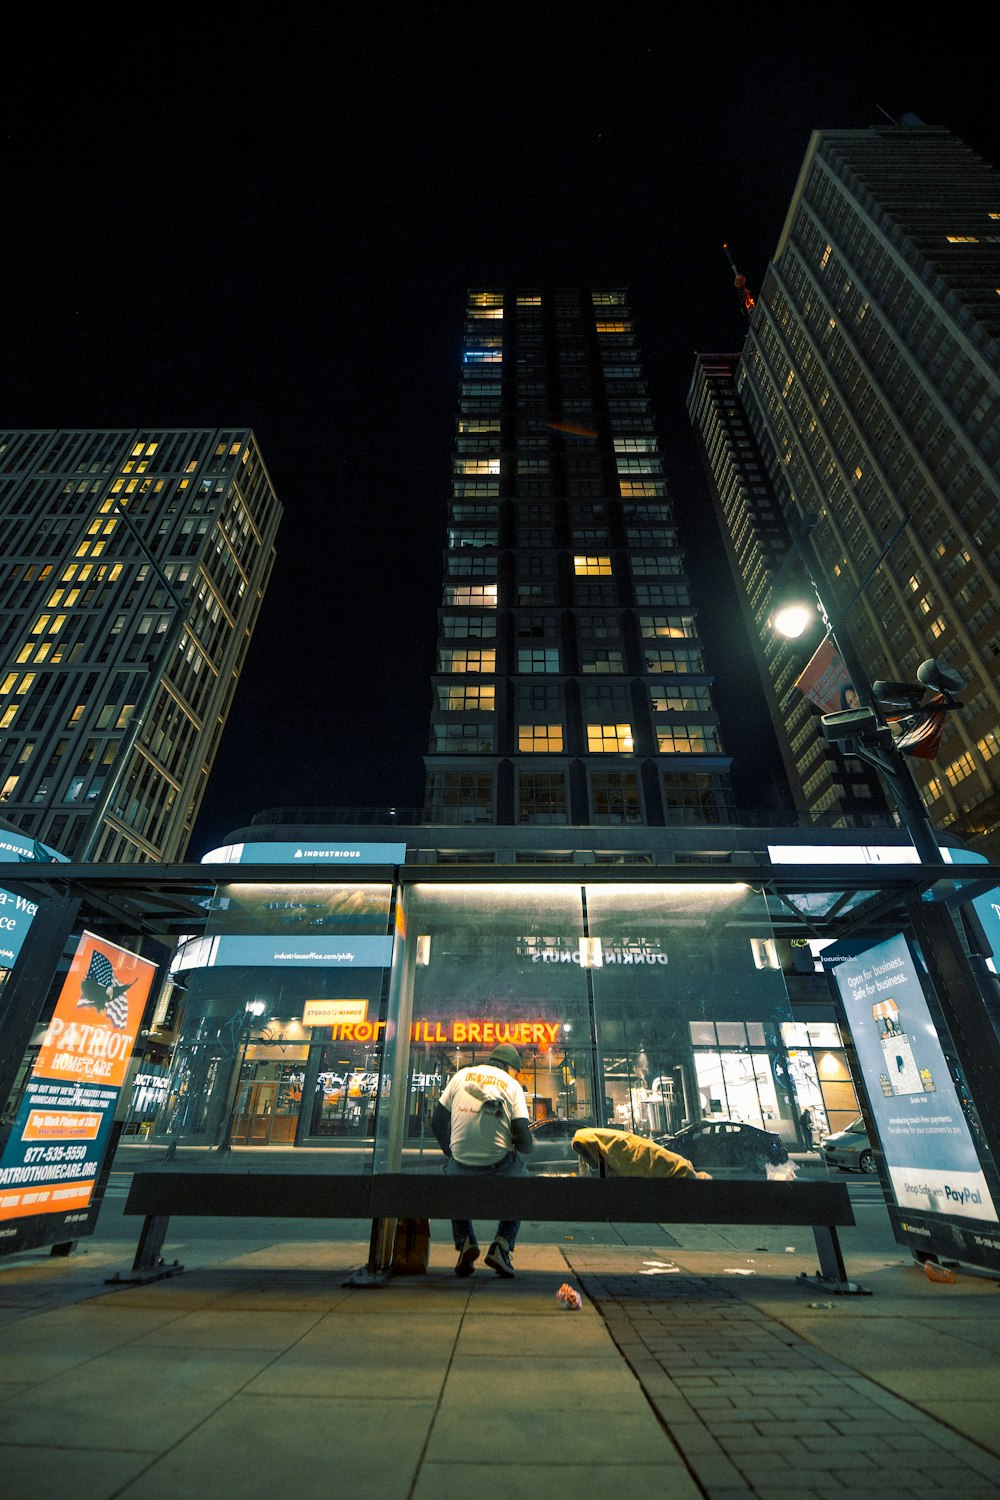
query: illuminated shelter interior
[{"left": 3, "top": 831, "right": 996, "bottom": 1180}]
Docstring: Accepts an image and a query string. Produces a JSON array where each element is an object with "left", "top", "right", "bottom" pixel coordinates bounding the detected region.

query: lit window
[
  {"left": 457, "top": 459, "right": 500, "bottom": 474},
  {"left": 439, "top": 685, "right": 495, "bottom": 711},
  {"left": 656, "top": 724, "right": 721, "bottom": 754},
  {"left": 639, "top": 614, "right": 696, "bottom": 639},
  {"left": 819, "top": 243, "right": 832, "bottom": 269},
  {"left": 574, "top": 555, "right": 612, "bottom": 576},
  {"left": 518, "top": 723, "right": 563, "bottom": 752},
  {"left": 619, "top": 480, "right": 664, "bottom": 498},
  {"left": 946, "top": 235, "right": 979, "bottom": 243},
  {"left": 944, "top": 752, "right": 976, "bottom": 786},
  {"left": 587, "top": 722, "right": 633, "bottom": 752},
  {"left": 438, "top": 649, "right": 496, "bottom": 674},
  {"left": 445, "top": 585, "right": 498, "bottom": 608}
]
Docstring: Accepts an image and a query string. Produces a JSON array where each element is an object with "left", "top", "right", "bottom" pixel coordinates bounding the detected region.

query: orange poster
[{"left": 34, "top": 932, "right": 157, "bottom": 1089}]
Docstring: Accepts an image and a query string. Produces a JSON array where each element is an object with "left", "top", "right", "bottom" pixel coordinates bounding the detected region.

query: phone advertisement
[{"left": 832, "top": 933, "right": 996, "bottom": 1224}]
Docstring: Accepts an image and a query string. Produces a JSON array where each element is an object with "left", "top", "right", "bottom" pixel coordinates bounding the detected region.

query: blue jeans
[{"left": 446, "top": 1150, "right": 527, "bottom": 1251}]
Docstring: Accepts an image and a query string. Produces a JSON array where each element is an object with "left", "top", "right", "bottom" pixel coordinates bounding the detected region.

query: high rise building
[
  {"left": 688, "top": 352, "right": 891, "bottom": 829},
  {"left": 688, "top": 125, "right": 1000, "bottom": 857},
  {"left": 424, "top": 287, "right": 734, "bottom": 829},
  {"left": 0, "top": 428, "right": 281, "bottom": 861}
]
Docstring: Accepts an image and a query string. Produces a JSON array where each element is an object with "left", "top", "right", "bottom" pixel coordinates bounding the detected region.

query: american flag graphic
[{"left": 77, "top": 949, "right": 133, "bottom": 1028}]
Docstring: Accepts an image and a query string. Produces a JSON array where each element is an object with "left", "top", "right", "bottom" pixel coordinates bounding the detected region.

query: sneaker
[
  {"left": 485, "top": 1238, "right": 515, "bottom": 1278},
  {"left": 455, "top": 1236, "right": 480, "bottom": 1277}
]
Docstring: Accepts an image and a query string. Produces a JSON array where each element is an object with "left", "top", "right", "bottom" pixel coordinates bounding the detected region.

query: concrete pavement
[{"left": 1, "top": 1202, "right": 999, "bottom": 1500}]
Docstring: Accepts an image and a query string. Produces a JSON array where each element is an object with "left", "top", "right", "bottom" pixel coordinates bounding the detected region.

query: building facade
[
  {"left": 424, "top": 288, "right": 734, "bottom": 830},
  {"left": 688, "top": 352, "right": 891, "bottom": 828},
  {"left": 0, "top": 429, "right": 281, "bottom": 861},
  {"left": 689, "top": 126, "right": 1000, "bottom": 858}
]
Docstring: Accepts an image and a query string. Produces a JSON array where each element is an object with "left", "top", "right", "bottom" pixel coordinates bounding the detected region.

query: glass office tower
[
  {"left": 689, "top": 126, "right": 1000, "bottom": 859},
  {"left": 424, "top": 288, "right": 734, "bottom": 829},
  {"left": 0, "top": 428, "right": 281, "bottom": 861}
]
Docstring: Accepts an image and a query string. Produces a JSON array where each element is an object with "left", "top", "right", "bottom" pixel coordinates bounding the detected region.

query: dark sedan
[
  {"left": 526, "top": 1116, "right": 598, "bottom": 1173},
  {"left": 656, "top": 1119, "right": 788, "bottom": 1175}
]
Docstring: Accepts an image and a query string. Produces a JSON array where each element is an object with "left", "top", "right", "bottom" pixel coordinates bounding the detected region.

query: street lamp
[{"left": 768, "top": 526, "right": 950, "bottom": 867}]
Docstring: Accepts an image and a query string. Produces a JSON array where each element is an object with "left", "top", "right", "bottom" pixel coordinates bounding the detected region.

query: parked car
[
  {"left": 655, "top": 1119, "right": 788, "bottom": 1176},
  {"left": 526, "top": 1117, "right": 598, "bottom": 1173},
  {"left": 820, "top": 1117, "right": 876, "bottom": 1174}
]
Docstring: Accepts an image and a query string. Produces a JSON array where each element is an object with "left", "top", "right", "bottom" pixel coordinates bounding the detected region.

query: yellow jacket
[{"left": 572, "top": 1127, "right": 710, "bottom": 1179}]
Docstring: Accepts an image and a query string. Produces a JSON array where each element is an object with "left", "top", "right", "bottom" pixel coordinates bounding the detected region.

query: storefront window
[{"left": 394, "top": 883, "right": 593, "bottom": 1165}]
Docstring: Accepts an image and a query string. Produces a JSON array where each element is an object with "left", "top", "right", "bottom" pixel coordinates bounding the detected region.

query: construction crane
[{"left": 723, "top": 243, "right": 756, "bottom": 317}]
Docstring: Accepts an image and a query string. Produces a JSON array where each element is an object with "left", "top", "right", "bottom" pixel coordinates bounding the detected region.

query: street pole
[{"left": 783, "top": 521, "right": 944, "bottom": 866}]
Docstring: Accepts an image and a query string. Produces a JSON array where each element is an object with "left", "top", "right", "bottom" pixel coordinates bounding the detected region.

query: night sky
[{"left": 3, "top": 11, "right": 998, "bottom": 857}]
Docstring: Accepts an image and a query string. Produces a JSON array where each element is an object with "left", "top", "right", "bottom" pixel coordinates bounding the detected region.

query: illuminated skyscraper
[
  {"left": 424, "top": 288, "right": 734, "bottom": 828},
  {"left": 689, "top": 126, "right": 1000, "bottom": 856},
  {"left": 0, "top": 428, "right": 281, "bottom": 861}
]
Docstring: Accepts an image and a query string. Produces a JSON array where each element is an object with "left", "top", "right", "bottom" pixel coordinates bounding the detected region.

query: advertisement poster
[
  {"left": 0, "top": 886, "right": 39, "bottom": 973},
  {"left": 0, "top": 933, "right": 157, "bottom": 1254},
  {"left": 0, "top": 831, "right": 68, "bottom": 998},
  {"left": 832, "top": 934, "right": 997, "bottom": 1223},
  {"left": 795, "top": 637, "right": 858, "bottom": 713}
]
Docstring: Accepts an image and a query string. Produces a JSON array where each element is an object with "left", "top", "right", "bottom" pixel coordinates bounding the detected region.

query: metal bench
[{"left": 113, "top": 1168, "right": 866, "bottom": 1294}]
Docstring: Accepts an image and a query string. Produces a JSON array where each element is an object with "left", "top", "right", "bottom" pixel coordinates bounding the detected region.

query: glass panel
[
  {"left": 585, "top": 882, "right": 797, "bottom": 1176},
  {"left": 379, "top": 884, "right": 592, "bottom": 1173},
  {"left": 153, "top": 882, "right": 393, "bottom": 1166}
]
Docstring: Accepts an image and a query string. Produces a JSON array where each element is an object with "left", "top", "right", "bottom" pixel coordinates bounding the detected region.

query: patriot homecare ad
[{"left": 0, "top": 933, "right": 156, "bottom": 1254}]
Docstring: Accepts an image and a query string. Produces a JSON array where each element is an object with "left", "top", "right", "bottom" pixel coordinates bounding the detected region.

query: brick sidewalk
[{"left": 569, "top": 1251, "right": 1000, "bottom": 1500}]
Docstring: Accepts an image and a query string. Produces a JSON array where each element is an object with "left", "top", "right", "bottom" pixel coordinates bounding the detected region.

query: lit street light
[{"left": 768, "top": 519, "right": 950, "bottom": 867}]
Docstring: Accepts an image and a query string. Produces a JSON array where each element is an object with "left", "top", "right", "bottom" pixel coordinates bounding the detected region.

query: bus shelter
[{"left": 0, "top": 850, "right": 999, "bottom": 1274}]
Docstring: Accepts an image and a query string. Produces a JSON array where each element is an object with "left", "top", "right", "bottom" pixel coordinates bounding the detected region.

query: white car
[{"left": 820, "top": 1117, "right": 876, "bottom": 1174}]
